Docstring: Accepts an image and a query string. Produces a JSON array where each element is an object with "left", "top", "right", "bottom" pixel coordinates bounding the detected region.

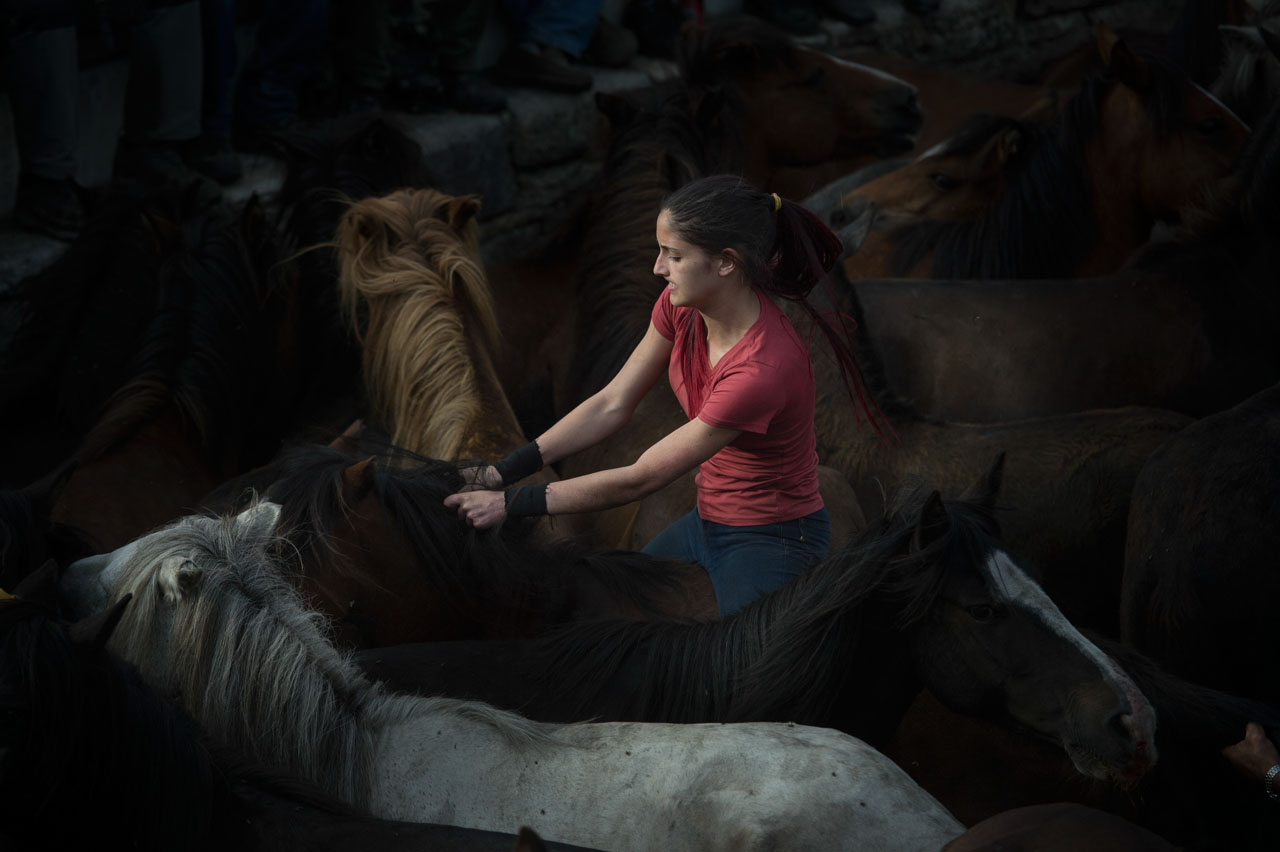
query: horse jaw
[
  {"left": 982, "top": 550, "right": 1159, "bottom": 786},
  {"left": 62, "top": 535, "right": 144, "bottom": 618}
]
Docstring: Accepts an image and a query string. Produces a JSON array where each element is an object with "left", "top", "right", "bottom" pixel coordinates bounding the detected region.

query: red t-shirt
[{"left": 651, "top": 287, "right": 823, "bottom": 525}]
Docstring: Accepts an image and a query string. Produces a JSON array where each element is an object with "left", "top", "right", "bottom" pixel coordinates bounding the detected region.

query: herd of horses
[{"left": 3, "top": 3, "right": 1280, "bottom": 851}]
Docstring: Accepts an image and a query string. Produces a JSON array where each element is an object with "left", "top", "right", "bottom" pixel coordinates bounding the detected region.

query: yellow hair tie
[{"left": 771, "top": 192, "right": 782, "bottom": 212}]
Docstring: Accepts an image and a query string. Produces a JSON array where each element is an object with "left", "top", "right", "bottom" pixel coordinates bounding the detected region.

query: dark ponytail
[{"left": 660, "top": 175, "right": 893, "bottom": 442}]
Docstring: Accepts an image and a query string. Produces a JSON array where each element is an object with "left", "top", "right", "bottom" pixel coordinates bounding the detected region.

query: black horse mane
[
  {"left": 263, "top": 444, "right": 697, "bottom": 622},
  {"left": 518, "top": 484, "right": 999, "bottom": 730},
  {"left": 569, "top": 86, "right": 726, "bottom": 399},
  {"left": 889, "top": 55, "right": 1189, "bottom": 279},
  {"left": 0, "top": 596, "right": 383, "bottom": 850}
]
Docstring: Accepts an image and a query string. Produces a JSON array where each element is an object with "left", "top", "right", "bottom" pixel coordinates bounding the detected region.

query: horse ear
[
  {"left": 960, "top": 451, "right": 1006, "bottom": 510},
  {"left": 996, "top": 126, "right": 1023, "bottom": 164},
  {"left": 21, "top": 457, "right": 78, "bottom": 514},
  {"left": 444, "top": 195, "right": 483, "bottom": 232},
  {"left": 512, "top": 827, "right": 548, "bottom": 852},
  {"left": 67, "top": 593, "right": 131, "bottom": 649},
  {"left": 341, "top": 457, "right": 378, "bottom": 505},
  {"left": 910, "top": 491, "right": 950, "bottom": 553},
  {"left": 141, "top": 209, "right": 183, "bottom": 255},
  {"left": 1098, "top": 27, "right": 1153, "bottom": 91},
  {"left": 1218, "top": 24, "right": 1266, "bottom": 51},
  {"left": 12, "top": 559, "right": 60, "bottom": 607},
  {"left": 1260, "top": 25, "right": 1280, "bottom": 61},
  {"left": 158, "top": 556, "right": 202, "bottom": 602}
]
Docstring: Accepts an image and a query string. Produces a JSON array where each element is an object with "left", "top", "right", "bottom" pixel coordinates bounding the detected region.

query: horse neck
[
  {"left": 454, "top": 327, "right": 531, "bottom": 461},
  {"left": 1081, "top": 134, "right": 1152, "bottom": 274}
]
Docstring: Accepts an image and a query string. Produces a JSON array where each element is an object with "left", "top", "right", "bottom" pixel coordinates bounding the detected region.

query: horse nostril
[{"left": 1109, "top": 711, "right": 1136, "bottom": 742}]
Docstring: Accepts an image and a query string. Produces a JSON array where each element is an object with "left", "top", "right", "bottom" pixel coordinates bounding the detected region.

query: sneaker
[
  {"left": 182, "top": 134, "right": 243, "bottom": 184},
  {"left": 444, "top": 71, "right": 507, "bottom": 114},
  {"left": 12, "top": 174, "right": 83, "bottom": 241},
  {"left": 492, "top": 44, "right": 593, "bottom": 93},
  {"left": 583, "top": 17, "right": 638, "bottom": 68}
]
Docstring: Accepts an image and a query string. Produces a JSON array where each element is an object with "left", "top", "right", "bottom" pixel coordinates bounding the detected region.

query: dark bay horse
[
  {"left": 940, "top": 804, "right": 1180, "bottom": 852},
  {"left": 256, "top": 445, "right": 717, "bottom": 647},
  {"left": 357, "top": 459, "right": 1159, "bottom": 788},
  {"left": 1120, "top": 380, "right": 1280, "bottom": 709},
  {"left": 845, "top": 95, "right": 1280, "bottom": 423},
  {"left": 43, "top": 197, "right": 295, "bottom": 553},
  {"left": 844, "top": 29, "right": 1249, "bottom": 280},
  {"left": 0, "top": 570, "right": 599, "bottom": 852}
]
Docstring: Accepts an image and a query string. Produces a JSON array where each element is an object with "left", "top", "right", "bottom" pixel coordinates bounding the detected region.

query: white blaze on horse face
[
  {"left": 981, "top": 551, "right": 1158, "bottom": 745},
  {"left": 62, "top": 535, "right": 147, "bottom": 617}
]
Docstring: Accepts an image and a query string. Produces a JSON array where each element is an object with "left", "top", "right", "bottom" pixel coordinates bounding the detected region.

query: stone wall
[{"left": 0, "top": 0, "right": 1187, "bottom": 287}]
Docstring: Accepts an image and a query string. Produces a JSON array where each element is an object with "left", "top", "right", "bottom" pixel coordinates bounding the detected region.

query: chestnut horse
[
  {"left": 258, "top": 445, "right": 718, "bottom": 648},
  {"left": 842, "top": 29, "right": 1249, "bottom": 280},
  {"left": 845, "top": 95, "right": 1280, "bottom": 423}
]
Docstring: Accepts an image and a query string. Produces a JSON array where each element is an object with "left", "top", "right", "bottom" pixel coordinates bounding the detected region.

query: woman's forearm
[{"left": 533, "top": 391, "right": 635, "bottom": 467}]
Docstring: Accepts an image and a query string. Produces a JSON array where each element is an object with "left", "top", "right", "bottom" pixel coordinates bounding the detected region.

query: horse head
[
  {"left": 1093, "top": 23, "right": 1251, "bottom": 226},
  {"left": 677, "top": 15, "right": 921, "bottom": 173},
  {"left": 903, "top": 456, "right": 1159, "bottom": 787}
]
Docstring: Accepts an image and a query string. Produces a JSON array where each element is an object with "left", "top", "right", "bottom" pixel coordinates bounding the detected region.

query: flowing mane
[
  {"left": 335, "top": 188, "right": 501, "bottom": 457},
  {"left": 264, "top": 444, "right": 700, "bottom": 621},
  {"left": 515, "top": 484, "right": 997, "bottom": 732},
  {"left": 888, "top": 57, "right": 1188, "bottom": 279},
  {"left": 99, "top": 504, "right": 553, "bottom": 807}
]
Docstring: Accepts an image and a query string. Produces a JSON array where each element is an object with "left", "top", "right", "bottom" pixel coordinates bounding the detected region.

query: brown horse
[
  {"left": 940, "top": 804, "right": 1180, "bottom": 852},
  {"left": 44, "top": 197, "right": 297, "bottom": 553},
  {"left": 1119, "top": 380, "right": 1280, "bottom": 709},
  {"left": 675, "top": 14, "right": 922, "bottom": 198},
  {"left": 843, "top": 94, "right": 1280, "bottom": 423},
  {"left": 841, "top": 28, "right": 1250, "bottom": 280},
  {"left": 258, "top": 445, "right": 719, "bottom": 648}
]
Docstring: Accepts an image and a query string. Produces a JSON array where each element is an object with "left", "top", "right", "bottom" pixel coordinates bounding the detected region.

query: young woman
[{"left": 445, "top": 174, "right": 878, "bottom": 616}]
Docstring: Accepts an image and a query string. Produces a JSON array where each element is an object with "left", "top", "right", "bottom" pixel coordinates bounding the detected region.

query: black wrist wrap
[
  {"left": 493, "top": 441, "right": 543, "bottom": 486},
  {"left": 503, "top": 484, "right": 549, "bottom": 517}
]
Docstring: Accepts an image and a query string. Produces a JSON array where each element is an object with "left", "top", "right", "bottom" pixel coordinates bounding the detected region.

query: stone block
[
  {"left": 400, "top": 111, "right": 518, "bottom": 216},
  {"left": 1024, "top": 0, "right": 1095, "bottom": 17},
  {"left": 504, "top": 67, "right": 650, "bottom": 171}
]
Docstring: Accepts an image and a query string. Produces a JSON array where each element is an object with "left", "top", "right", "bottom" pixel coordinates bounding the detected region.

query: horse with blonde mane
[{"left": 59, "top": 503, "right": 967, "bottom": 852}]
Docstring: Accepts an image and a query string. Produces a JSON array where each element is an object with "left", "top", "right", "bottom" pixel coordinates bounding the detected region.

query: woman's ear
[{"left": 718, "top": 249, "right": 741, "bottom": 277}]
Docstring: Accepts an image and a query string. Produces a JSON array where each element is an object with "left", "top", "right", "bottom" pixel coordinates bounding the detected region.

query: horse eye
[
  {"left": 1196, "top": 117, "right": 1223, "bottom": 135},
  {"left": 966, "top": 604, "right": 997, "bottom": 622},
  {"left": 929, "top": 172, "right": 959, "bottom": 191}
]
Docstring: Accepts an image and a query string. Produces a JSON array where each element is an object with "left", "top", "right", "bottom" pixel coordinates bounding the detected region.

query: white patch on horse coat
[
  {"left": 981, "top": 551, "right": 1157, "bottom": 738},
  {"left": 830, "top": 53, "right": 919, "bottom": 96},
  {"left": 376, "top": 719, "right": 964, "bottom": 852}
]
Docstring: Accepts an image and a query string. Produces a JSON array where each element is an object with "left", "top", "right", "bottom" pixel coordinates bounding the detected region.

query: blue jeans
[
  {"left": 503, "top": 0, "right": 602, "bottom": 57},
  {"left": 643, "top": 507, "right": 831, "bottom": 617}
]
